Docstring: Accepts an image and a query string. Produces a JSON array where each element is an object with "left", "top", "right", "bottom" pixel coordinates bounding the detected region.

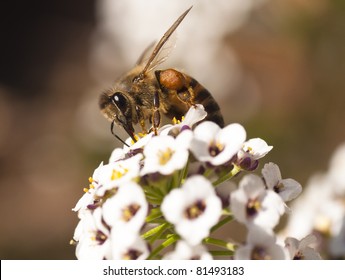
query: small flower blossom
[
  {"left": 74, "top": 208, "right": 111, "bottom": 260},
  {"left": 163, "top": 240, "right": 212, "bottom": 260},
  {"left": 110, "top": 229, "right": 149, "bottom": 260},
  {"left": 102, "top": 181, "right": 148, "bottom": 233},
  {"left": 109, "top": 148, "right": 126, "bottom": 162},
  {"left": 235, "top": 226, "right": 288, "bottom": 260},
  {"left": 285, "top": 234, "right": 321, "bottom": 260},
  {"left": 159, "top": 104, "right": 207, "bottom": 136},
  {"left": 95, "top": 153, "right": 143, "bottom": 196},
  {"left": 230, "top": 174, "right": 285, "bottom": 230},
  {"left": 123, "top": 132, "right": 154, "bottom": 153},
  {"left": 237, "top": 138, "right": 273, "bottom": 171},
  {"left": 72, "top": 162, "right": 104, "bottom": 216},
  {"left": 190, "top": 121, "right": 246, "bottom": 166},
  {"left": 161, "top": 175, "right": 222, "bottom": 246},
  {"left": 141, "top": 130, "right": 192, "bottom": 176},
  {"left": 262, "top": 162, "right": 302, "bottom": 202}
]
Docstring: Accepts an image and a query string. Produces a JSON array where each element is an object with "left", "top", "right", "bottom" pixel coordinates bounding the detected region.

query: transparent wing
[
  {"left": 136, "top": 41, "right": 156, "bottom": 66},
  {"left": 138, "top": 33, "right": 177, "bottom": 73},
  {"left": 136, "top": 7, "right": 192, "bottom": 79}
]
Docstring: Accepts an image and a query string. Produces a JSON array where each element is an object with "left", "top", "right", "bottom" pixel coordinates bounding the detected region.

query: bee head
[{"left": 99, "top": 91, "right": 136, "bottom": 141}]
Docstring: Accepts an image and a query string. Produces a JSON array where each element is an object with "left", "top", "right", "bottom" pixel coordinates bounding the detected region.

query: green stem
[
  {"left": 203, "top": 237, "right": 236, "bottom": 252},
  {"left": 210, "top": 215, "right": 233, "bottom": 233},
  {"left": 147, "top": 234, "right": 180, "bottom": 260},
  {"left": 203, "top": 168, "right": 213, "bottom": 178},
  {"left": 141, "top": 223, "right": 170, "bottom": 240},
  {"left": 178, "top": 160, "right": 189, "bottom": 186},
  {"left": 212, "top": 165, "right": 241, "bottom": 186},
  {"left": 145, "top": 208, "right": 162, "bottom": 223}
]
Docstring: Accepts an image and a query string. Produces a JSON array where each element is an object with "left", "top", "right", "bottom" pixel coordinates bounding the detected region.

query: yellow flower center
[
  {"left": 158, "top": 148, "right": 174, "bottom": 165},
  {"left": 209, "top": 141, "right": 224, "bottom": 157},
  {"left": 185, "top": 200, "right": 206, "bottom": 219},
  {"left": 246, "top": 198, "right": 261, "bottom": 217},
  {"left": 122, "top": 203, "right": 141, "bottom": 222},
  {"left": 244, "top": 145, "right": 253, "bottom": 154},
  {"left": 123, "top": 249, "right": 142, "bottom": 260},
  {"left": 251, "top": 246, "right": 272, "bottom": 260},
  {"left": 111, "top": 166, "right": 129, "bottom": 180}
]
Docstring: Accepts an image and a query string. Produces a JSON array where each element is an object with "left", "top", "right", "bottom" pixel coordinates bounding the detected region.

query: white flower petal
[
  {"left": 110, "top": 229, "right": 149, "bottom": 260},
  {"left": 163, "top": 240, "right": 212, "bottom": 260},
  {"left": 193, "top": 121, "right": 221, "bottom": 143},
  {"left": 102, "top": 181, "right": 148, "bottom": 232},
  {"left": 279, "top": 178, "right": 302, "bottom": 201},
  {"left": 161, "top": 175, "right": 222, "bottom": 246},
  {"left": 241, "top": 138, "right": 273, "bottom": 160},
  {"left": 191, "top": 122, "right": 246, "bottom": 166},
  {"left": 262, "top": 162, "right": 281, "bottom": 189},
  {"left": 231, "top": 174, "right": 285, "bottom": 229},
  {"left": 235, "top": 227, "right": 287, "bottom": 260}
]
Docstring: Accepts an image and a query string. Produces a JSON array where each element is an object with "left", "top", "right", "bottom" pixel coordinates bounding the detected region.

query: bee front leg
[
  {"left": 135, "top": 105, "right": 148, "bottom": 134},
  {"left": 151, "top": 91, "right": 161, "bottom": 135}
]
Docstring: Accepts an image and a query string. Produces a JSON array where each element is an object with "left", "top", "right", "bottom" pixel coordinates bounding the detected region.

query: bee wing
[
  {"left": 136, "top": 35, "right": 176, "bottom": 71},
  {"left": 136, "top": 41, "right": 156, "bottom": 66},
  {"left": 136, "top": 7, "right": 192, "bottom": 79}
]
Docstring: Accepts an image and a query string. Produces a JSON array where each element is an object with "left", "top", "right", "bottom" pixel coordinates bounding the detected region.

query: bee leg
[
  {"left": 135, "top": 105, "right": 148, "bottom": 134},
  {"left": 151, "top": 91, "right": 161, "bottom": 135},
  {"left": 155, "top": 69, "right": 195, "bottom": 107}
]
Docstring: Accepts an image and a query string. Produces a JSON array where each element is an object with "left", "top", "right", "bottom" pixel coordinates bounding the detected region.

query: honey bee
[{"left": 99, "top": 6, "right": 224, "bottom": 144}]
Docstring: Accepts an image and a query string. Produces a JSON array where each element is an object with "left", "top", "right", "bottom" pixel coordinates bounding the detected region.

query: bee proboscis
[{"left": 99, "top": 6, "right": 224, "bottom": 144}]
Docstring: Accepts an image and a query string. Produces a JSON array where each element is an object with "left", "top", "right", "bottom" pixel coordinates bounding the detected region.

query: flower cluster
[
  {"left": 282, "top": 143, "right": 345, "bottom": 259},
  {"left": 71, "top": 105, "right": 320, "bottom": 260}
]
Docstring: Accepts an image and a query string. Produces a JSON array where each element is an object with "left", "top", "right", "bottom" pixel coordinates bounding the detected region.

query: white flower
[
  {"left": 109, "top": 148, "right": 126, "bottom": 162},
  {"left": 240, "top": 138, "right": 273, "bottom": 160},
  {"left": 282, "top": 173, "right": 344, "bottom": 240},
  {"left": 285, "top": 234, "right": 321, "bottom": 260},
  {"left": 159, "top": 104, "right": 207, "bottom": 136},
  {"left": 95, "top": 153, "right": 142, "bottom": 196},
  {"left": 329, "top": 217, "right": 345, "bottom": 258},
  {"left": 262, "top": 162, "right": 302, "bottom": 202},
  {"left": 123, "top": 132, "right": 154, "bottom": 153},
  {"left": 161, "top": 175, "right": 222, "bottom": 246},
  {"left": 190, "top": 121, "right": 246, "bottom": 166},
  {"left": 235, "top": 226, "right": 288, "bottom": 260},
  {"left": 328, "top": 143, "right": 345, "bottom": 195},
  {"left": 230, "top": 174, "right": 285, "bottom": 230},
  {"left": 72, "top": 162, "right": 104, "bottom": 216},
  {"left": 163, "top": 240, "right": 212, "bottom": 260},
  {"left": 140, "top": 130, "right": 192, "bottom": 176},
  {"left": 75, "top": 208, "right": 111, "bottom": 260},
  {"left": 237, "top": 138, "right": 273, "bottom": 170},
  {"left": 110, "top": 229, "right": 149, "bottom": 260},
  {"left": 102, "top": 181, "right": 148, "bottom": 233}
]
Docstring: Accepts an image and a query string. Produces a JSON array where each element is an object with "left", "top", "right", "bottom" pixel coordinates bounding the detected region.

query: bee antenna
[{"left": 111, "top": 120, "right": 130, "bottom": 147}]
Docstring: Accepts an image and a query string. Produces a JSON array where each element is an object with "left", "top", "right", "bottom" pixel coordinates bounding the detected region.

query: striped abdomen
[{"left": 155, "top": 69, "right": 224, "bottom": 128}]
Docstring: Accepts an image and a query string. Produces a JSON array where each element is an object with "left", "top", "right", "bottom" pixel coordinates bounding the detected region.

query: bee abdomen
[
  {"left": 190, "top": 78, "right": 224, "bottom": 128},
  {"left": 156, "top": 69, "right": 224, "bottom": 128}
]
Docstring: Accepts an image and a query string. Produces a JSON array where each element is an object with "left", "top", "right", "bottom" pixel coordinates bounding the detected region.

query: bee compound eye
[{"left": 111, "top": 92, "right": 127, "bottom": 110}]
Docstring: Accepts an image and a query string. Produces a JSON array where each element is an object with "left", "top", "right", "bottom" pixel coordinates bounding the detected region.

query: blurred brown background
[{"left": 1, "top": 0, "right": 345, "bottom": 259}]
